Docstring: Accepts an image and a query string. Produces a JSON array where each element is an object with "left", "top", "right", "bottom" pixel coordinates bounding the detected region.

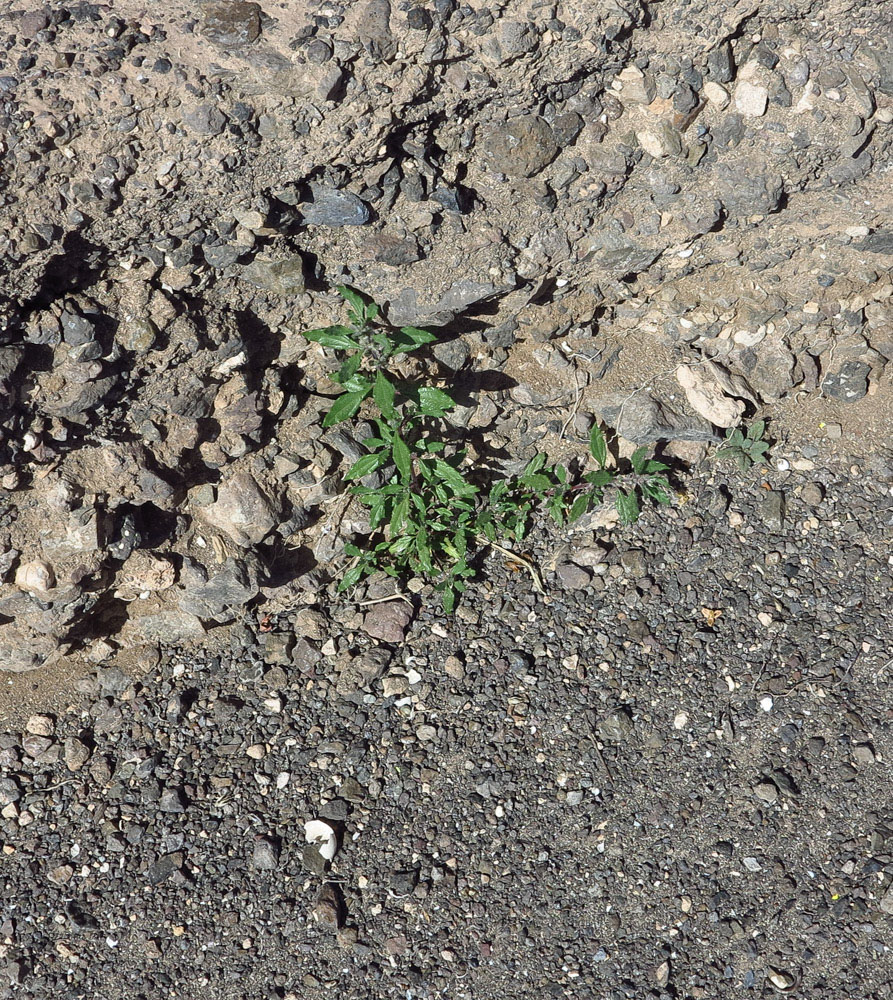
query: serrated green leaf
[
  {"left": 303, "top": 326, "right": 360, "bottom": 350},
  {"left": 590, "top": 423, "right": 608, "bottom": 466},
  {"left": 747, "top": 420, "right": 766, "bottom": 441},
  {"left": 339, "top": 373, "right": 371, "bottom": 393},
  {"left": 433, "top": 458, "right": 475, "bottom": 495},
  {"left": 520, "top": 473, "right": 552, "bottom": 493},
  {"left": 390, "top": 496, "right": 410, "bottom": 535},
  {"left": 644, "top": 459, "right": 670, "bottom": 474},
  {"left": 630, "top": 447, "right": 648, "bottom": 475},
  {"left": 418, "top": 386, "right": 455, "bottom": 416},
  {"left": 338, "top": 564, "right": 366, "bottom": 591},
  {"left": 374, "top": 419, "right": 395, "bottom": 442},
  {"left": 391, "top": 534, "right": 414, "bottom": 556},
  {"left": 569, "top": 494, "right": 590, "bottom": 522},
  {"left": 616, "top": 489, "right": 640, "bottom": 525},
  {"left": 343, "top": 543, "right": 363, "bottom": 558},
  {"left": 585, "top": 469, "right": 614, "bottom": 489},
  {"left": 335, "top": 351, "right": 363, "bottom": 384},
  {"left": 442, "top": 585, "right": 457, "bottom": 614},
  {"left": 322, "top": 388, "right": 369, "bottom": 427},
  {"left": 399, "top": 326, "right": 437, "bottom": 347},
  {"left": 644, "top": 480, "right": 671, "bottom": 504},
  {"left": 555, "top": 464, "right": 567, "bottom": 484},
  {"left": 337, "top": 285, "right": 366, "bottom": 319},
  {"left": 373, "top": 371, "right": 396, "bottom": 419},
  {"left": 344, "top": 452, "right": 386, "bottom": 481},
  {"left": 392, "top": 434, "right": 412, "bottom": 480},
  {"left": 524, "top": 453, "right": 547, "bottom": 476}
]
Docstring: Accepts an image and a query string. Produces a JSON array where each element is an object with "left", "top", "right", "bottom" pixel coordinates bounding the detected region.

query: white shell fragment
[{"left": 304, "top": 819, "right": 338, "bottom": 862}]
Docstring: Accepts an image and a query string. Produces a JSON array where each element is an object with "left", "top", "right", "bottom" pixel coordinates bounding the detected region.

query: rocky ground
[{"left": 0, "top": 1, "right": 892, "bottom": 998}]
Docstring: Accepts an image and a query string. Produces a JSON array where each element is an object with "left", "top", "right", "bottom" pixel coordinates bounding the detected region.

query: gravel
[{"left": 0, "top": 1, "right": 892, "bottom": 997}]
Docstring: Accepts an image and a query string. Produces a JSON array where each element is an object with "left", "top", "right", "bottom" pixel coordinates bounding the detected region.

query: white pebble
[{"left": 759, "top": 696, "right": 774, "bottom": 713}]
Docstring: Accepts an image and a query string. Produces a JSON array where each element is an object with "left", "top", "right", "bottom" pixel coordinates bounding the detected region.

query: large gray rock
[
  {"left": 483, "top": 116, "right": 559, "bottom": 178},
  {"left": 713, "top": 162, "right": 784, "bottom": 218},
  {"left": 300, "top": 185, "right": 370, "bottom": 227},
  {"left": 199, "top": 473, "right": 277, "bottom": 547},
  {"left": 239, "top": 255, "right": 306, "bottom": 295},
  {"left": 595, "top": 393, "right": 720, "bottom": 444},
  {"left": 178, "top": 557, "right": 261, "bottom": 623},
  {"left": 387, "top": 280, "right": 513, "bottom": 327}
]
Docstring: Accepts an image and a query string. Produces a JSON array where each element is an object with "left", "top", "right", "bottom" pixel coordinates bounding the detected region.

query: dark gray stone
[
  {"left": 202, "top": 2, "right": 262, "bottom": 46},
  {"left": 300, "top": 185, "right": 370, "bottom": 226},
  {"left": 857, "top": 231, "right": 893, "bottom": 255},
  {"left": 822, "top": 361, "right": 870, "bottom": 402},
  {"left": 484, "top": 116, "right": 559, "bottom": 178},
  {"left": 178, "top": 558, "right": 261, "bottom": 623},
  {"left": 595, "top": 392, "right": 720, "bottom": 444},
  {"left": 182, "top": 105, "right": 227, "bottom": 136}
]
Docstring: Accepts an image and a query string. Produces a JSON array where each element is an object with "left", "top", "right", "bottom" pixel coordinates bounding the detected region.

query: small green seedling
[
  {"left": 301, "top": 285, "right": 439, "bottom": 427},
  {"left": 716, "top": 420, "right": 771, "bottom": 470},
  {"left": 299, "top": 288, "right": 677, "bottom": 610}
]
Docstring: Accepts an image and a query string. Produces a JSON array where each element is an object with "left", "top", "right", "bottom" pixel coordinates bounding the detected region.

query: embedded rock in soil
[
  {"left": 202, "top": 2, "right": 263, "bottom": 47},
  {"left": 300, "top": 185, "right": 370, "bottom": 227},
  {"left": 595, "top": 393, "right": 719, "bottom": 444},
  {"left": 198, "top": 474, "right": 277, "bottom": 547},
  {"left": 483, "top": 116, "right": 559, "bottom": 178},
  {"left": 821, "top": 362, "right": 871, "bottom": 402},
  {"left": 362, "top": 601, "right": 413, "bottom": 644}
]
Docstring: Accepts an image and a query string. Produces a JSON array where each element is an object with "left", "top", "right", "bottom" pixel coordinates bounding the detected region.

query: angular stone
[
  {"left": 25, "top": 714, "right": 54, "bottom": 737},
  {"left": 202, "top": 2, "right": 262, "bottom": 46},
  {"left": 762, "top": 491, "right": 786, "bottom": 530},
  {"left": 363, "top": 601, "right": 413, "bottom": 644},
  {"left": 335, "top": 647, "right": 392, "bottom": 695},
  {"left": 387, "top": 280, "right": 512, "bottom": 328},
  {"left": 734, "top": 81, "right": 768, "bottom": 116},
  {"left": 252, "top": 836, "right": 281, "bottom": 870},
  {"left": 703, "top": 81, "right": 730, "bottom": 108},
  {"left": 615, "top": 65, "right": 656, "bottom": 105},
  {"left": 714, "top": 162, "right": 784, "bottom": 218},
  {"left": 822, "top": 361, "right": 870, "bottom": 402},
  {"left": 120, "top": 609, "right": 206, "bottom": 645},
  {"left": 595, "top": 392, "right": 719, "bottom": 444},
  {"left": 597, "top": 243, "right": 661, "bottom": 276},
  {"left": 182, "top": 105, "right": 227, "bottom": 136},
  {"left": 857, "top": 231, "right": 893, "bottom": 255},
  {"left": 64, "top": 737, "right": 91, "bottom": 772},
  {"left": 200, "top": 473, "right": 277, "bottom": 546},
  {"left": 239, "top": 255, "right": 306, "bottom": 295},
  {"left": 300, "top": 185, "right": 370, "bottom": 227},
  {"left": 484, "top": 116, "right": 558, "bottom": 178},
  {"left": 178, "top": 558, "right": 260, "bottom": 623}
]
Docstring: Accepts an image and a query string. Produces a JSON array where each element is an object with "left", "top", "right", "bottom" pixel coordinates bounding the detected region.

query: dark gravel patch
[{"left": 2, "top": 460, "right": 891, "bottom": 999}]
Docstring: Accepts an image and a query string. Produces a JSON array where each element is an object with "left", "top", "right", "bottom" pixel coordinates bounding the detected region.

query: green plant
[
  {"left": 300, "top": 288, "right": 676, "bottom": 610},
  {"left": 716, "top": 419, "right": 771, "bottom": 470},
  {"left": 301, "top": 285, "right": 441, "bottom": 428}
]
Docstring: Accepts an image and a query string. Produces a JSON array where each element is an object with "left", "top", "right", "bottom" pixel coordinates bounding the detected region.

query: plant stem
[{"left": 476, "top": 536, "right": 546, "bottom": 595}]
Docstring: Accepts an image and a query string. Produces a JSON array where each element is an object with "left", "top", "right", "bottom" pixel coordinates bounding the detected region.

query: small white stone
[
  {"left": 776, "top": 459, "right": 790, "bottom": 471},
  {"left": 703, "top": 81, "right": 730, "bottom": 108},
  {"left": 735, "top": 81, "right": 769, "bottom": 116},
  {"left": 637, "top": 130, "right": 668, "bottom": 158},
  {"left": 673, "top": 712, "right": 689, "bottom": 730},
  {"left": 760, "top": 696, "right": 774, "bottom": 713}
]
